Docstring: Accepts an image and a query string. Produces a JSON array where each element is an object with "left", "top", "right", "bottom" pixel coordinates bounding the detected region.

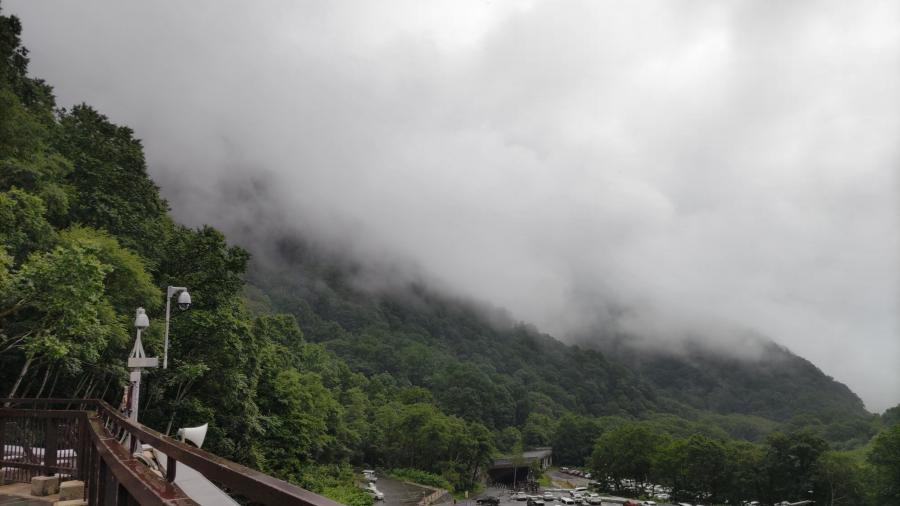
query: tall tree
[
  {"left": 762, "top": 431, "right": 827, "bottom": 503},
  {"left": 867, "top": 424, "right": 900, "bottom": 505},
  {"left": 590, "top": 424, "right": 667, "bottom": 495}
]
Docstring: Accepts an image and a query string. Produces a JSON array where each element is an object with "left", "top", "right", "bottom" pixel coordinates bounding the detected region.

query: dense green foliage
[
  {"left": 0, "top": 4, "right": 896, "bottom": 505},
  {"left": 387, "top": 469, "right": 453, "bottom": 491},
  {"left": 867, "top": 424, "right": 900, "bottom": 504},
  {"left": 586, "top": 421, "right": 898, "bottom": 506},
  {"left": 245, "top": 243, "right": 876, "bottom": 451}
]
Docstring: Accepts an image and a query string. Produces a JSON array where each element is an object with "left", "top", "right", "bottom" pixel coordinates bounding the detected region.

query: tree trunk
[
  {"left": 19, "top": 375, "right": 35, "bottom": 398},
  {"left": 165, "top": 410, "right": 178, "bottom": 436},
  {"left": 46, "top": 368, "right": 60, "bottom": 398},
  {"left": 66, "top": 374, "right": 90, "bottom": 409},
  {"left": 82, "top": 377, "right": 96, "bottom": 399},
  {"left": 34, "top": 365, "right": 52, "bottom": 398},
  {"left": 72, "top": 374, "right": 89, "bottom": 397},
  {"left": 6, "top": 356, "right": 33, "bottom": 400},
  {"left": 98, "top": 377, "right": 112, "bottom": 403}
]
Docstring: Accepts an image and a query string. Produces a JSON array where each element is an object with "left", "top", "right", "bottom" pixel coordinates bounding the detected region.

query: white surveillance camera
[
  {"left": 134, "top": 308, "right": 150, "bottom": 329},
  {"left": 177, "top": 290, "right": 192, "bottom": 311}
]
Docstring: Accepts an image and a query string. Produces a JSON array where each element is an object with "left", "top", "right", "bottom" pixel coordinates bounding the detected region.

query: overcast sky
[{"left": 7, "top": 0, "right": 899, "bottom": 411}]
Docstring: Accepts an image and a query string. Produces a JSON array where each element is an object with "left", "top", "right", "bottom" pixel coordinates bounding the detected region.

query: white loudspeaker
[{"left": 177, "top": 423, "right": 208, "bottom": 449}]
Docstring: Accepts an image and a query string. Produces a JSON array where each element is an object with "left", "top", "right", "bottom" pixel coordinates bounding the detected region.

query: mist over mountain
[
  {"left": 3, "top": 3, "right": 900, "bottom": 503},
  {"left": 240, "top": 233, "right": 873, "bottom": 447},
  {"left": 7, "top": 0, "right": 899, "bottom": 412}
]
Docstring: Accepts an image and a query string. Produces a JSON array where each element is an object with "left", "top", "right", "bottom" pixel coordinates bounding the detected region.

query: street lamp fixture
[{"left": 163, "top": 286, "right": 191, "bottom": 369}]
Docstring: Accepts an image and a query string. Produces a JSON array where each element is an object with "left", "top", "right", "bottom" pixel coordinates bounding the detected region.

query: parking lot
[
  {"left": 469, "top": 468, "right": 676, "bottom": 506},
  {"left": 366, "top": 468, "right": 675, "bottom": 506},
  {"left": 468, "top": 485, "right": 669, "bottom": 506}
]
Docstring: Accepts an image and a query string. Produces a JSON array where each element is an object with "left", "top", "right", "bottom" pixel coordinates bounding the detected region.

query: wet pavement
[{"left": 371, "top": 475, "right": 434, "bottom": 506}]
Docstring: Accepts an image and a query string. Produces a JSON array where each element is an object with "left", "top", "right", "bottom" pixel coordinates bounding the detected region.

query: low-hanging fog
[{"left": 7, "top": 0, "right": 899, "bottom": 411}]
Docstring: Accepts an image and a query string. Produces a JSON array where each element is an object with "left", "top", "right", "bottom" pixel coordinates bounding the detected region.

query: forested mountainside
[
  {"left": 1, "top": 5, "right": 898, "bottom": 505},
  {"left": 244, "top": 237, "right": 872, "bottom": 447},
  {"left": 581, "top": 335, "right": 869, "bottom": 432}
]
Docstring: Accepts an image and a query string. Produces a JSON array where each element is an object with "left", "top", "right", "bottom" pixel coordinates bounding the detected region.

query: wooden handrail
[
  {"left": 0, "top": 398, "right": 345, "bottom": 506},
  {"left": 84, "top": 415, "right": 195, "bottom": 505}
]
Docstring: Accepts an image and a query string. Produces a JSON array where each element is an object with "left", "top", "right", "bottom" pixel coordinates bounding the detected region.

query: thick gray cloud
[{"left": 7, "top": 0, "right": 899, "bottom": 411}]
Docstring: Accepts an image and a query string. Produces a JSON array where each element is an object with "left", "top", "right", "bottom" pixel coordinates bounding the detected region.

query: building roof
[{"left": 491, "top": 447, "right": 552, "bottom": 468}]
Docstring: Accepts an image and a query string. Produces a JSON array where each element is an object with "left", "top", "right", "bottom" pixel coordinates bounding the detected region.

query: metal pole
[
  {"left": 163, "top": 288, "right": 173, "bottom": 369},
  {"left": 127, "top": 308, "right": 157, "bottom": 423},
  {"left": 130, "top": 328, "right": 143, "bottom": 422},
  {"left": 129, "top": 372, "right": 141, "bottom": 422}
]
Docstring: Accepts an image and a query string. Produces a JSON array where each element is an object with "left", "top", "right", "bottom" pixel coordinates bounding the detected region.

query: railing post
[
  {"left": 0, "top": 416, "right": 6, "bottom": 481},
  {"left": 117, "top": 483, "right": 129, "bottom": 506},
  {"left": 45, "top": 417, "right": 58, "bottom": 476},
  {"left": 91, "top": 438, "right": 100, "bottom": 506},
  {"left": 100, "top": 458, "right": 116, "bottom": 506},
  {"left": 77, "top": 416, "right": 88, "bottom": 481},
  {"left": 166, "top": 456, "right": 177, "bottom": 483}
]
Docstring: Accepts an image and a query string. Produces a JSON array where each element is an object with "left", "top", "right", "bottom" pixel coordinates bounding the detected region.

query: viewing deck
[{"left": 0, "top": 399, "right": 343, "bottom": 506}]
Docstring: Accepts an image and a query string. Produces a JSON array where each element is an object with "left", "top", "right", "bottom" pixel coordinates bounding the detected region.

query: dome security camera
[
  {"left": 177, "top": 290, "right": 192, "bottom": 311},
  {"left": 134, "top": 308, "right": 150, "bottom": 329}
]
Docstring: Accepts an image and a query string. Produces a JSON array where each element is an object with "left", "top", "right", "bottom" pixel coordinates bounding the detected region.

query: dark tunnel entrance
[{"left": 487, "top": 466, "right": 532, "bottom": 487}]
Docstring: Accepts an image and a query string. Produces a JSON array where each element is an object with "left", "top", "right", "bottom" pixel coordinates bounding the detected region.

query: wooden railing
[{"left": 0, "top": 398, "right": 345, "bottom": 506}]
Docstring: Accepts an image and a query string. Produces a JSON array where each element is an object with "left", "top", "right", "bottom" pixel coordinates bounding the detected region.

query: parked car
[
  {"left": 364, "top": 482, "right": 384, "bottom": 501},
  {"left": 527, "top": 498, "right": 546, "bottom": 506},
  {"left": 560, "top": 497, "right": 575, "bottom": 505},
  {"left": 586, "top": 495, "right": 603, "bottom": 505},
  {"left": 561, "top": 467, "right": 570, "bottom": 473},
  {"left": 514, "top": 492, "right": 528, "bottom": 501},
  {"left": 543, "top": 493, "right": 556, "bottom": 501},
  {"left": 476, "top": 497, "right": 500, "bottom": 506}
]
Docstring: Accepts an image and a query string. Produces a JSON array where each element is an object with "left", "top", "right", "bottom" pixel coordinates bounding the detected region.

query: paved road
[{"left": 373, "top": 475, "right": 433, "bottom": 506}]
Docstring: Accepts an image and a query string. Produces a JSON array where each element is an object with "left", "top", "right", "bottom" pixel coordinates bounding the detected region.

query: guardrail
[{"left": 0, "top": 398, "right": 345, "bottom": 506}]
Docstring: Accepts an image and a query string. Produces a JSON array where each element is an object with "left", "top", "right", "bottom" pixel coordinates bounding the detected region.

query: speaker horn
[{"left": 176, "top": 423, "right": 208, "bottom": 449}]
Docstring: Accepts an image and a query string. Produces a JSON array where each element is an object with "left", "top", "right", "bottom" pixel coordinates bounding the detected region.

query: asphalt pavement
[{"left": 371, "top": 475, "right": 434, "bottom": 506}]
